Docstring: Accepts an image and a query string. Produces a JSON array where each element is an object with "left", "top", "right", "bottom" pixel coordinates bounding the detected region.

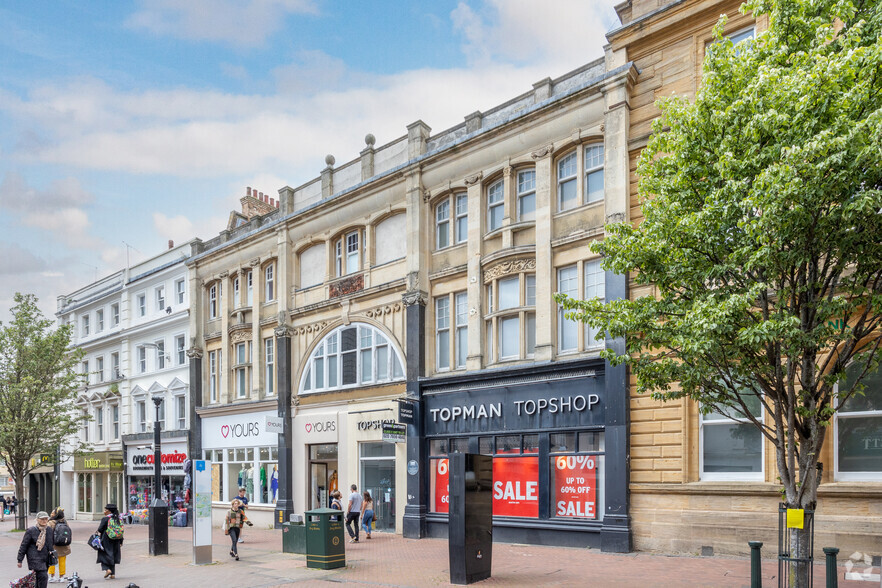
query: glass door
[
  {"left": 308, "top": 443, "right": 338, "bottom": 509},
  {"left": 360, "top": 442, "right": 396, "bottom": 532}
]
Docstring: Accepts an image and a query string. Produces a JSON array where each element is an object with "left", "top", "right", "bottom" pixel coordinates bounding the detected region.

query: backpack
[
  {"left": 54, "top": 520, "right": 72, "bottom": 546},
  {"left": 106, "top": 516, "right": 124, "bottom": 540}
]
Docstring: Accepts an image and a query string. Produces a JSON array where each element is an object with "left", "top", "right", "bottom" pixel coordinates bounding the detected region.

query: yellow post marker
[{"left": 786, "top": 508, "right": 804, "bottom": 529}]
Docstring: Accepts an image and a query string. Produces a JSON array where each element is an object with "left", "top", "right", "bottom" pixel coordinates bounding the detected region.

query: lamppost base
[{"left": 148, "top": 498, "right": 169, "bottom": 556}]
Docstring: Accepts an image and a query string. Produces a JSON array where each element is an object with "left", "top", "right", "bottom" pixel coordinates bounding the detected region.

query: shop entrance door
[
  {"left": 308, "top": 444, "right": 338, "bottom": 510},
  {"left": 360, "top": 442, "right": 396, "bottom": 532}
]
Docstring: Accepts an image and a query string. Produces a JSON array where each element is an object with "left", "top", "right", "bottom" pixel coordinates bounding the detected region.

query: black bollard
[
  {"left": 748, "top": 541, "right": 763, "bottom": 588},
  {"left": 823, "top": 547, "right": 839, "bottom": 588}
]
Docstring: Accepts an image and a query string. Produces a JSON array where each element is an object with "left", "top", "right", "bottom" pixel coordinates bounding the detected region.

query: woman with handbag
[
  {"left": 16, "top": 511, "right": 56, "bottom": 588},
  {"left": 96, "top": 503, "right": 124, "bottom": 579},
  {"left": 47, "top": 507, "right": 71, "bottom": 583},
  {"left": 223, "top": 499, "right": 252, "bottom": 561}
]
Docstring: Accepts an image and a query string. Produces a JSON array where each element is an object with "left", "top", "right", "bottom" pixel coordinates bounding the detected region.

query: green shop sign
[{"left": 74, "top": 452, "right": 124, "bottom": 472}]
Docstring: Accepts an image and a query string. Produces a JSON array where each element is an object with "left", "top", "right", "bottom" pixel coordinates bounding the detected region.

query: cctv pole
[{"left": 148, "top": 396, "right": 168, "bottom": 555}]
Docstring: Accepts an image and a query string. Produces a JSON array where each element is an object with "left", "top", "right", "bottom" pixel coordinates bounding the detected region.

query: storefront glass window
[
  {"left": 550, "top": 431, "right": 605, "bottom": 521},
  {"left": 836, "top": 362, "right": 882, "bottom": 478},
  {"left": 205, "top": 445, "right": 279, "bottom": 504},
  {"left": 478, "top": 437, "right": 493, "bottom": 455},
  {"left": 360, "top": 442, "right": 396, "bottom": 531}
]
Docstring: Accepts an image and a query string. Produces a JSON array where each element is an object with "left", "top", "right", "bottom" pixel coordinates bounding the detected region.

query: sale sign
[
  {"left": 553, "top": 455, "right": 597, "bottom": 519},
  {"left": 492, "top": 457, "right": 538, "bottom": 518},
  {"left": 434, "top": 459, "right": 450, "bottom": 513}
]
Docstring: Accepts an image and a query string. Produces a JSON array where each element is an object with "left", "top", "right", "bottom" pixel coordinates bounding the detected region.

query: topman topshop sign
[{"left": 423, "top": 374, "right": 605, "bottom": 435}]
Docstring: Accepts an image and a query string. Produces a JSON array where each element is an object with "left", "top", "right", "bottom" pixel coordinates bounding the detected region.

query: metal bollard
[
  {"left": 749, "top": 541, "right": 763, "bottom": 588},
  {"left": 823, "top": 547, "right": 839, "bottom": 588}
]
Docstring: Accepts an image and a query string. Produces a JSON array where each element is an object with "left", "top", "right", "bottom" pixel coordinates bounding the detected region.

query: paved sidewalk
[{"left": 0, "top": 518, "right": 870, "bottom": 587}]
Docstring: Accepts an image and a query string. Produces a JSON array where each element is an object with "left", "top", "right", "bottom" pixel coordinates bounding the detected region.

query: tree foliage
[
  {"left": 557, "top": 0, "right": 882, "bottom": 511},
  {"left": 0, "top": 293, "right": 85, "bottom": 529}
]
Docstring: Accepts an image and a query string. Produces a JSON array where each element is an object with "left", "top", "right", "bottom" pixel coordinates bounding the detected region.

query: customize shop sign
[
  {"left": 433, "top": 456, "right": 540, "bottom": 518},
  {"left": 126, "top": 442, "right": 189, "bottom": 476},
  {"left": 202, "top": 410, "right": 278, "bottom": 448}
]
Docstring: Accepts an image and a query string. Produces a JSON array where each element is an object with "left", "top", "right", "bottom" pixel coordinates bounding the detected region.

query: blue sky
[{"left": 0, "top": 0, "right": 619, "bottom": 323}]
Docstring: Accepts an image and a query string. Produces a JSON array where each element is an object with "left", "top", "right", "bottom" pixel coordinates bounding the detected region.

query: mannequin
[
  {"left": 259, "top": 465, "right": 267, "bottom": 502},
  {"left": 245, "top": 466, "right": 254, "bottom": 498},
  {"left": 271, "top": 466, "right": 279, "bottom": 503}
]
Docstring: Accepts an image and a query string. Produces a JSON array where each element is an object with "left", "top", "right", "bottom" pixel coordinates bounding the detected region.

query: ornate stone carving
[
  {"left": 402, "top": 290, "right": 428, "bottom": 307},
  {"left": 229, "top": 326, "right": 252, "bottom": 344},
  {"left": 293, "top": 321, "right": 328, "bottom": 336},
  {"left": 406, "top": 271, "right": 420, "bottom": 292},
  {"left": 422, "top": 188, "right": 432, "bottom": 202},
  {"left": 329, "top": 274, "right": 364, "bottom": 298},
  {"left": 464, "top": 172, "right": 483, "bottom": 186},
  {"left": 531, "top": 144, "right": 554, "bottom": 159},
  {"left": 365, "top": 303, "right": 403, "bottom": 318},
  {"left": 606, "top": 212, "right": 625, "bottom": 225},
  {"left": 186, "top": 346, "right": 204, "bottom": 359},
  {"left": 483, "top": 258, "right": 537, "bottom": 283},
  {"left": 503, "top": 165, "right": 513, "bottom": 177},
  {"left": 274, "top": 325, "right": 294, "bottom": 338}
]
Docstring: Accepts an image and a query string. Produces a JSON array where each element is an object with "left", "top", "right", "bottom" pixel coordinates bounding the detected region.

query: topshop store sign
[{"left": 424, "top": 375, "right": 605, "bottom": 436}]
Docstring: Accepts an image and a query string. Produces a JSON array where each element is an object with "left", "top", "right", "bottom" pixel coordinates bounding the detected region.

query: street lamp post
[{"left": 148, "top": 395, "right": 168, "bottom": 555}]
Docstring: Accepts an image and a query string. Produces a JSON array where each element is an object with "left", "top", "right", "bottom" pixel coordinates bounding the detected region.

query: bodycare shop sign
[{"left": 201, "top": 410, "right": 278, "bottom": 448}]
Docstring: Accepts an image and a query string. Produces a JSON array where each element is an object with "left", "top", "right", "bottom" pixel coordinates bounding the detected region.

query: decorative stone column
[
  {"left": 274, "top": 324, "right": 294, "bottom": 528},
  {"left": 531, "top": 144, "right": 555, "bottom": 362},
  {"left": 402, "top": 285, "right": 427, "bottom": 539}
]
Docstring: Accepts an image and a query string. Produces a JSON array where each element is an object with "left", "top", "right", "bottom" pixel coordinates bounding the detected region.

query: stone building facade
[{"left": 609, "top": 0, "right": 882, "bottom": 557}]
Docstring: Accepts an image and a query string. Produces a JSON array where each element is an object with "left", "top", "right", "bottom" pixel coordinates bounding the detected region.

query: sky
[{"left": 0, "top": 0, "right": 620, "bottom": 324}]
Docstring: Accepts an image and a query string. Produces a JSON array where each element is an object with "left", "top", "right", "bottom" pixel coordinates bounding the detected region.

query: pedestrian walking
[
  {"left": 329, "top": 490, "right": 343, "bottom": 521},
  {"left": 96, "top": 503, "right": 124, "bottom": 579},
  {"left": 47, "top": 507, "right": 72, "bottom": 583},
  {"left": 224, "top": 499, "right": 252, "bottom": 561},
  {"left": 345, "top": 484, "right": 363, "bottom": 543},
  {"left": 10, "top": 494, "right": 18, "bottom": 514},
  {"left": 235, "top": 487, "right": 249, "bottom": 543},
  {"left": 361, "top": 491, "right": 374, "bottom": 539},
  {"left": 16, "top": 511, "right": 56, "bottom": 588}
]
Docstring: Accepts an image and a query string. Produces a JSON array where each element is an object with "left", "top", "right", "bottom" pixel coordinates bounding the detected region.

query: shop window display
[{"left": 205, "top": 446, "right": 278, "bottom": 504}]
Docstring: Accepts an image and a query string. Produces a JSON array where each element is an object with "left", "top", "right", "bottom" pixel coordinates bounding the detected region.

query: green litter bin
[
  {"left": 305, "top": 507, "right": 345, "bottom": 570},
  {"left": 282, "top": 519, "right": 306, "bottom": 554}
]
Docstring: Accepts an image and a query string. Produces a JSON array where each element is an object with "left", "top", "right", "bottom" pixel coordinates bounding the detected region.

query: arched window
[{"left": 300, "top": 323, "right": 405, "bottom": 394}]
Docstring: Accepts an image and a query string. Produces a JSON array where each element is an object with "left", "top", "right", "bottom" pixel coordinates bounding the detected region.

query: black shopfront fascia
[{"left": 418, "top": 358, "right": 630, "bottom": 552}]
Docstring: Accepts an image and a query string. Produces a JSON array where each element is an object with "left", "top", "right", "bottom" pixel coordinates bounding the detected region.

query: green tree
[
  {"left": 557, "top": 0, "right": 882, "bottom": 582},
  {"left": 0, "top": 293, "right": 85, "bottom": 530}
]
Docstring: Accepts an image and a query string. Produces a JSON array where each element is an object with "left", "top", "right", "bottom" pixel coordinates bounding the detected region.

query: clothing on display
[{"left": 271, "top": 466, "right": 279, "bottom": 503}]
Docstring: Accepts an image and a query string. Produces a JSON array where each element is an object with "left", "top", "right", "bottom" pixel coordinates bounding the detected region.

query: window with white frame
[
  {"left": 209, "top": 350, "right": 219, "bottom": 403},
  {"left": 700, "top": 392, "right": 763, "bottom": 480},
  {"left": 137, "top": 293, "right": 146, "bottom": 317},
  {"left": 111, "top": 352, "right": 120, "bottom": 379},
  {"left": 435, "top": 291, "right": 468, "bottom": 371},
  {"left": 246, "top": 271, "right": 253, "bottom": 305},
  {"left": 156, "top": 398, "right": 166, "bottom": 429},
  {"left": 82, "top": 360, "right": 90, "bottom": 383},
  {"left": 96, "top": 309, "right": 104, "bottom": 332},
  {"left": 96, "top": 356, "right": 104, "bottom": 383},
  {"left": 301, "top": 323, "right": 404, "bottom": 393},
  {"left": 82, "top": 315, "right": 90, "bottom": 337},
  {"left": 558, "top": 152, "right": 578, "bottom": 211},
  {"left": 95, "top": 406, "right": 104, "bottom": 442},
  {"left": 233, "top": 276, "right": 240, "bottom": 307},
  {"left": 487, "top": 180, "right": 504, "bottom": 232},
  {"left": 265, "top": 264, "right": 275, "bottom": 302},
  {"left": 111, "top": 303, "right": 119, "bottom": 326},
  {"left": 208, "top": 284, "right": 218, "bottom": 319},
  {"left": 436, "top": 194, "right": 468, "bottom": 249},
  {"left": 485, "top": 272, "right": 535, "bottom": 363},
  {"left": 835, "top": 361, "right": 882, "bottom": 479},
  {"left": 176, "top": 395, "right": 186, "bottom": 430},
  {"left": 176, "top": 278, "right": 186, "bottom": 304},
  {"left": 82, "top": 409, "right": 89, "bottom": 441},
  {"left": 176, "top": 335, "right": 186, "bottom": 365},
  {"left": 137, "top": 400, "right": 147, "bottom": 433},
  {"left": 111, "top": 404, "right": 119, "bottom": 440},
  {"left": 265, "top": 337, "right": 275, "bottom": 396},
  {"left": 517, "top": 169, "right": 536, "bottom": 221},
  {"left": 137, "top": 346, "right": 147, "bottom": 373},
  {"left": 156, "top": 340, "right": 166, "bottom": 369},
  {"left": 584, "top": 145, "right": 604, "bottom": 204},
  {"left": 557, "top": 266, "right": 579, "bottom": 352},
  {"left": 557, "top": 260, "right": 606, "bottom": 354},
  {"left": 234, "top": 342, "right": 250, "bottom": 398},
  {"left": 334, "top": 231, "right": 362, "bottom": 277},
  {"left": 156, "top": 286, "right": 165, "bottom": 311},
  {"left": 583, "top": 259, "right": 606, "bottom": 348}
]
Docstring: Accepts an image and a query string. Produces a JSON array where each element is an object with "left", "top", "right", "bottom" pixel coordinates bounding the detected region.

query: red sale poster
[
  {"left": 433, "top": 458, "right": 449, "bottom": 513},
  {"left": 552, "top": 455, "right": 597, "bottom": 519},
  {"left": 492, "top": 457, "right": 539, "bottom": 518}
]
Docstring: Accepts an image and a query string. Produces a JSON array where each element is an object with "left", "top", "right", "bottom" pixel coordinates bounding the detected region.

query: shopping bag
[
  {"left": 87, "top": 532, "right": 104, "bottom": 551},
  {"left": 9, "top": 571, "right": 36, "bottom": 588}
]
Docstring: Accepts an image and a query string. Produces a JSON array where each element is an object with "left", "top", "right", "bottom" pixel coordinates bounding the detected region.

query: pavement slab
[{"left": 0, "top": 518, "right": 871, "bottom": 587}]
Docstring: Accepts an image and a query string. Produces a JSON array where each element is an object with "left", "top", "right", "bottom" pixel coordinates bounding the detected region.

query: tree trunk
[
  {"left": 14, "top": 475, "right": 26, "bottom": 531},
  {"left": 788, "top": 524, "right": 812, "bottom": 588}
]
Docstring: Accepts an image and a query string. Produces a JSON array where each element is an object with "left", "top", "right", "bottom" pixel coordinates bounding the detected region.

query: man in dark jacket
[{"left": 16, "top": 511, "right": 55, "bottom": 588}]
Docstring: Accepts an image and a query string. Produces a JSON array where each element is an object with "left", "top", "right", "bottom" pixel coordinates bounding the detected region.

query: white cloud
[
  {"left": 125, "top": 0, "right": 319, "bottom": 48},
  {"left": 451, "top": 0, "right": 617, "bottom": 70}
]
